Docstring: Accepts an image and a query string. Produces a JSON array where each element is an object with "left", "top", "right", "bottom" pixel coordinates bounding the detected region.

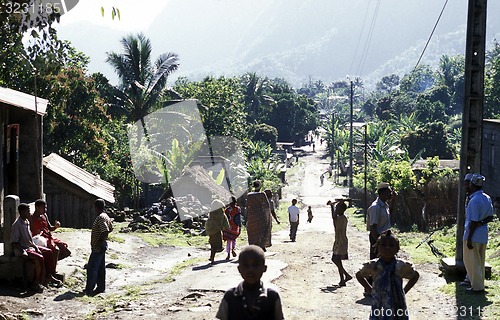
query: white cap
[
  {"left": 377, "top": 182, "right": 390, "bottom": 190},
  {"left": 470, "top": 173, "right": 485, "bottom": 186}
]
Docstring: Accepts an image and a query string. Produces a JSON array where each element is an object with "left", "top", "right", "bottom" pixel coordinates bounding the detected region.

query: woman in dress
[
  {"left": 331, "top": 199, "right": 352, "bottom": 286},
  {"left": 206, "top": 199, "right": 230, "bottom": 264},
  {"left": 223, "top": 196, "right": 242, "bottom": 260},
  {"left": 245, "top": 180, "right": 272, "bottom": 251}
]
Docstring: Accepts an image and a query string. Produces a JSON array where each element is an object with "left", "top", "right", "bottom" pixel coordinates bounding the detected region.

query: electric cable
[
  {"left": 357, "top": 0, "right": 381, "bottom": 76},
  {"left": 349, "top": 0, "right": 372, "bottom": 76},
  {"left": 413, "top": 0, "right": 449, "bottom": 71}
]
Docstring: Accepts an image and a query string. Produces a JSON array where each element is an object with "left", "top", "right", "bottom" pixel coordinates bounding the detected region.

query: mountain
[{"left": 56, "top": 0, "right": 500, "bottom": 89}]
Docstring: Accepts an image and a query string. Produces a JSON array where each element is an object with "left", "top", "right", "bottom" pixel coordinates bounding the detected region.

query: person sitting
[
  {"left": 29, "top": 199, "right": 71, "bottom": 263},
  {"left": 11, "top": 203, "right": 62, "bottom": 292}
]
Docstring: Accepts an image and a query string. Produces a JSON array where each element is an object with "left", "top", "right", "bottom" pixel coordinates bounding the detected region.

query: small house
[{"left": 43, "top": 153, "right": 115, "bottom": 228}]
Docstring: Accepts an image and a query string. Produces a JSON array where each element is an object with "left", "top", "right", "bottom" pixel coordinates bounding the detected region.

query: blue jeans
[{"left": 85, "top": 242, "right": 107, "bottom": 294}]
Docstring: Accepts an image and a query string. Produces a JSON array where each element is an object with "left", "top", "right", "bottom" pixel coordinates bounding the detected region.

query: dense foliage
[{"left": 1, "top": 8, "right": 500, "bottom": 209}]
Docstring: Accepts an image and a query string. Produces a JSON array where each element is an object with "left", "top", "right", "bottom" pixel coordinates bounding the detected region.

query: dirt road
[{"left": 0, "top": 143, "right": 459, "bottom": 319}]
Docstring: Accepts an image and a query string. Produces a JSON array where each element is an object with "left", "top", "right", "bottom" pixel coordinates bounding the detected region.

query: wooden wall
[{"left": 43, "top": 171, "right": 97, "bottom": 229}]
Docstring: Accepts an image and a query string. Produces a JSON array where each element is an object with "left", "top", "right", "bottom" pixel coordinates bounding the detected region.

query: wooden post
[
  {"left": 3, "top": 195, "right": 20, "bottom": 256},
  {"left": 456, "top": 0, "right": 487, "bottom": 262}
]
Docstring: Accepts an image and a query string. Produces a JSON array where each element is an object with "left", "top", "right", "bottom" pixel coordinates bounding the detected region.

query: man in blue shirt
[{"left": 463, "top": 174, "right": 494, "bottom": 293}]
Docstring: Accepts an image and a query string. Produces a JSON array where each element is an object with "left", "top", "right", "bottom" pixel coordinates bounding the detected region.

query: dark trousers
[
  {"left": 85, "top": 242, "right": 107, "bottom": 294},
  {"left": 290, "top": 222, "right": 299, "bottom": 241}
]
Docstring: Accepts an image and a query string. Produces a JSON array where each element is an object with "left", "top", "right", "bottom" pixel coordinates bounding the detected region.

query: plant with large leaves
[{"left": 106, "top": 33, "right": 179, "bottom": 139}]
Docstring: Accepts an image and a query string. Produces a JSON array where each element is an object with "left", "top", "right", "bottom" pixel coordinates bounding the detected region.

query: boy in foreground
[{"left": 216, "top": 245, "right": 284, "bottom": 320}]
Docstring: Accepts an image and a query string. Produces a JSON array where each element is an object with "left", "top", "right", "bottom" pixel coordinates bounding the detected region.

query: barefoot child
[
  {"left": 216, "top": 245, "right": 284, "bottom": 320},
  {"left": 356, "top": 230, "right": 419, "bottom": 319},
  {"left": 331, "top": 199, "right": 352, "bottom": 286}
]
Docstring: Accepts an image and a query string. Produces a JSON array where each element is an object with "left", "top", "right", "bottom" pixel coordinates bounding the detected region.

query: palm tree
[
  {"left": 241, "top": 72, "right": 276, "bottom": 123},
  {"left": 106, "top": 33, "right": 179, "bottom": 138}
]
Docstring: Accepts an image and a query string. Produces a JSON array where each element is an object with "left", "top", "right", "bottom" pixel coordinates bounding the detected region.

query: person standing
[
  {"left": 463, "top": 174, "right": 494, "bottom": 293},
  {"left": 366, "top": 182, "right": 396, "bottom": 259},
  {"left": 265, "top": 189, "right": 281, "bottom": 225},
  {"left": 356, "top": 230, "right": 419, "bottom": 317},
  {"left": 288, "top": 199, "right": 300, "bottom": 242},
  {"left": 320, "top": 173, "right": 325, "bottom": 186},
  {"left": 246, "top": 180, "right": 272, "bottom": 251},
  {"left": 85, "top": 199, "right": 113, "bottom": 296},
  {"left": 223, "top": 197, "right": 242, "bottom": 260},
  {"left": 331, "top": 199, "right": 352, "bottom": 286}
]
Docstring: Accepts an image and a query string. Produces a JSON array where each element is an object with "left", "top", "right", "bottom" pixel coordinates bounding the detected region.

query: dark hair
[
  {"left": 230, "top": 196, "right": 237, "bottom": 204},
  {"left": 95, "top": 199, "right": 105, "bottom": 211},
  {"left": 376, "top": 229, "right": 400, "bottom": 251},
  {"left": 34, "top": 199, "right": 46, "bottom": 207},
  {"left": 252, "top": 180, "right": 262, "bottom": 190},
  {"left": 238, "top": 245, "right": 265, "bottom": 264},
  {"left": 18, "top": 203, "right": 30, "bottom": 213}
]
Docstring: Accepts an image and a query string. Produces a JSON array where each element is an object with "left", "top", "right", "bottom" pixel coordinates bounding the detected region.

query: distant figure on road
[
  {"left": 246, "top": 180, "right": 272, "bottom": 251},
  {"left": 356, "top": 230, "right": 419, "bottom": 319},
  {"left": 215, "top": 245, "right": 284, "bottom": 320},
  {"left": 320, "top": 173, "right": 325, "bottom": 186},
  {"left": 307, "top": 206, "right": 313, "bottom": 223},
  {"left": 312, "top": 143, "right": 316, "bottom": 152},
  {"left": 288, "top": 199, "right": 300, "bottom": 242},
  {"left": 331, "top": 199, "right": 352, "bottom": 287}
]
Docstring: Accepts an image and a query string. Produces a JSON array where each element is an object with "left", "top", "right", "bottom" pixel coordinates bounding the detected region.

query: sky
[
  {"left": 58, "top": 0, "right": 169, "bottom": 32},
  {"left": 54, "top": 0, "right": 500, "bottom": 89}
]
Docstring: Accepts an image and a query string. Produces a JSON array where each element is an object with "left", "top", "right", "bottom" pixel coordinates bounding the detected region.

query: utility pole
[
  {"left": 349, "top": 81, "right": 353, "bottom": 188},
  {"left": 455, "top": 0, "right": 487, "bottom": 264}
]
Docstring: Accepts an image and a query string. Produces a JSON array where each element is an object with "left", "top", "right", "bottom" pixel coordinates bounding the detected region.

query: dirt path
[{"left": 0, "top": 142, "right": 459, "bottom": 320}]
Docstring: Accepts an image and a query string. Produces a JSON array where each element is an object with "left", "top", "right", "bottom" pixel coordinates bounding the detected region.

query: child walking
[
  {"left": 331, "top": 199, "right": 352, "bottom": 286},
  {"left": 216, "top": 245, "right": 284, "bottom": 320},
  {"left": 307, "top": 206, "right": 313, "bottom": 223},
  {"left": 356, "top": 230, "right": 419, "bottom": 320},
  {"left": 223, "top": 196, "right": 242, "bottom": 260}
]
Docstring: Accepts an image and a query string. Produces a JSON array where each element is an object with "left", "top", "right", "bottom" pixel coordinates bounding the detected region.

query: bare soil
[{"left": 0, "top": 143, "right": 464, "bottom": 320}]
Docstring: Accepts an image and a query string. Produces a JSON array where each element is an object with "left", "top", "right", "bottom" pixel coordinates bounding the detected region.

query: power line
[
  {"left": 349, "top": 0, "right": 372, "bottom": 75},
  {"left": 413, "top": 0, "right": 449, "bottom": 71},
  {"left": 357, "top": 0, "right": 381, "bottom": 76}
]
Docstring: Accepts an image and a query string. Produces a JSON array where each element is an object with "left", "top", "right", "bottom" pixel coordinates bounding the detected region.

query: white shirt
[{"left": 288, "top": 205, "right": 300, "bottom": 222}]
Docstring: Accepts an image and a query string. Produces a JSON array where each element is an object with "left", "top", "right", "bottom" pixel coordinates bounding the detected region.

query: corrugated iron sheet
[
  {"left": 43, "top": 153, "right": 115, "bottom": 203},
  {"left": 0, "top": 86, "right": 48, "bottom": 115}
]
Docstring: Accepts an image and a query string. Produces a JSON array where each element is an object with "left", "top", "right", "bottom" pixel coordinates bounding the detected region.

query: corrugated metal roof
[
  {"left": 43, "top": 153, "right": 115, "bottom": 203},
  {"left": 0, "top": 86, "right": 48, "bottom": 115}
]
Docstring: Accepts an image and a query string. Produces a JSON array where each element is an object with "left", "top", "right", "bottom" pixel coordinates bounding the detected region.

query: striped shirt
[{"left": 90, "top": 213, "right": 113, "bottom": 252}]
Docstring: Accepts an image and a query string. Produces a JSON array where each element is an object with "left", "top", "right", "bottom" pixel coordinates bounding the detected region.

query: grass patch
[
  {"left": 160, "top": 257, "right": 205, "bottom": 283},
  {"left": 136, "top": 230, "right": 206, "bottom": 247},
  {"left": 108, "top": 234, "right": 126, "bottom": 244},
  {"left": 83, "top": 285, "right": 144, "bottom": 319}
]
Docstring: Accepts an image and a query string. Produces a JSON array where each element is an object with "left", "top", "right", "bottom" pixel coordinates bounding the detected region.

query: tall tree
[
  {"left": 241, "top": 72, "right": 276, "bottom": 123},
  {"left": 106, "top": 33, "right": 179, "bottom": 137}
]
